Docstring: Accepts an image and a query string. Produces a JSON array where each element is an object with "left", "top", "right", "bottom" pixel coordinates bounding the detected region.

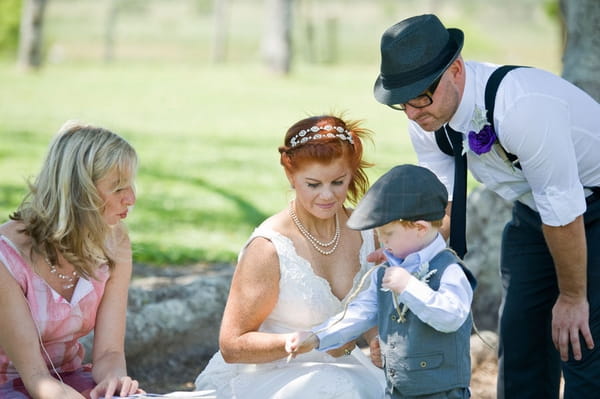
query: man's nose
[{"left": 403, "top": 104, "right": 422, "bottom": 120}]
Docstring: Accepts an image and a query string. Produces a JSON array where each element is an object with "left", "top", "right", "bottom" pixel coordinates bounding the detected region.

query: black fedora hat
[
  {"left": 347, "top": 164, "right": 448, "bottom": 231},
  {"left": 373, "top": 14, "right": 464, "bottom": 106}
]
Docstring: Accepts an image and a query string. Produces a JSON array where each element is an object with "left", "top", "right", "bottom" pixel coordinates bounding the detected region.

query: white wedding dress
[{"left": 194, "top": 226, "right": 386, "bottom": 398}]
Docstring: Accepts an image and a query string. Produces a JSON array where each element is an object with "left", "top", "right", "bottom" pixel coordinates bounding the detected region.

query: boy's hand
[
  {"left": 381, "top": 267, "right": 411, "bottom": 294},
  {"left": 285, "top": 331, "right": 319, "bottom": 360}
]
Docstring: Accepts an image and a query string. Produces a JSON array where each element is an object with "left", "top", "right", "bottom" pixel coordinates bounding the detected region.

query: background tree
[
  {"left": 560, "top": 0, "right": 600, "bottom": 101},
  {"left": 0, "top": 0, "right": 22, "bottom": 56},
  {"left": 211, "top": 0, "right": 230, "bottom": 63},
  {"left": 261, "top": 0, "right": 293, "bottom": 74},
  {"left": 103, "top": 0, "right": 149, "bottom": 63},
  {"left": 17, "top": 0, "right": 47, "bottom": 69},
  {"left": 104, "top": 0, "right": 120, "bottom": 63}
]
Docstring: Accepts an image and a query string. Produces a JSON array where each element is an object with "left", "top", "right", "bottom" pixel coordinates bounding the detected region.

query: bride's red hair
[{"left": 279, "top": 114, "right": 373, "bottom": 206}]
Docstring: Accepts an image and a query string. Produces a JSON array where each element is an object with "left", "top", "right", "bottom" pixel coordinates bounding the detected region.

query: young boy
[{"left": 286, "top": 164, "right": 477, "bottom": 398}]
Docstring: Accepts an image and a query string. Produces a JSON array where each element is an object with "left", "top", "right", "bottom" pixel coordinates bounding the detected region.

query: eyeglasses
[{"left": 388, "top": 75, "right": 443, "bottom": 111}]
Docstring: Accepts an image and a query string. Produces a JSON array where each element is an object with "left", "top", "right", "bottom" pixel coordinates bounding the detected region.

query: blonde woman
[{"left": 0, "top": 122, "right": 142, "bottom": 398}]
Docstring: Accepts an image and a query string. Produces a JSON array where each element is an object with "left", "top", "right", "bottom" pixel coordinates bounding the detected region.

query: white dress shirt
[
  {"left": 408, "top": 61, "right": 600, "bottom": 226},
  {"left": 315, "top": 234, "right": 473, "bottom": 351}
]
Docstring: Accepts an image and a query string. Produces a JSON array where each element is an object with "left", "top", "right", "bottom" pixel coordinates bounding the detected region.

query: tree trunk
[
  {"left": 211, "top": 0, "right": 230, "bottom": 63},
  {"left": 261, "top": 0, "right": 293, "bottom": 75},
  {"left": 104, "top": 0, "right": 119, "bottom": 63},
  {"left": 300, "top": 0, "right": 316, "bottom": 63},
  {"left": 560, "top": 0, "right": 600, "bottom": 102},
  {"left": 17, "top": 0, "right": 48, "bottom": 70}
]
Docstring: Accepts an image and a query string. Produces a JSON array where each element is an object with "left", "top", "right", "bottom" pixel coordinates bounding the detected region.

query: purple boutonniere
[
  {"left": 467, "top": 107, "right": 497, "bottom": 155},
  {"left": 468, "top": 124, "right": 497, "bottom": 155}
]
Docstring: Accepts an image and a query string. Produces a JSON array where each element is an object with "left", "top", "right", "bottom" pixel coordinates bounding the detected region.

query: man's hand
[
  {"left": 368, "top": 336, "right": 382, "bottom": 368},
  {"left": 552, "top": 294, "right": 594, "bottom": 361},
  {"left": 543, "top": 216, "right": 594, "bottom": 361}
]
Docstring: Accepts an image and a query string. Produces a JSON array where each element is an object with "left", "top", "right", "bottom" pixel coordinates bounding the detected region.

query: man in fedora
[{"left": 373, "top": 13, "right": 600, "bottom": 399}]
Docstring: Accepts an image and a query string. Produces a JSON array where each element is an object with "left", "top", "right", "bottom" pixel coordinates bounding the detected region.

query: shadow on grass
[{"left": 140, "top": 165, "right": 268, "bottom": 228}]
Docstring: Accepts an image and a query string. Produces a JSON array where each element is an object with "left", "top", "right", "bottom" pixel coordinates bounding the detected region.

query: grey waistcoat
[{"left": 376, "top": 249, "right": 476, "bottom": 397}]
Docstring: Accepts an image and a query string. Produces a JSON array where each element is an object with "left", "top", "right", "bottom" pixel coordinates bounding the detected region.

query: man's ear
[{"left": 446, "top": 56, "right": 465, "bottom": 91}]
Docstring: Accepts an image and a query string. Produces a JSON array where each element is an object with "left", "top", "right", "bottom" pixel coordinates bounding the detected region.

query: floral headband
[{"left": 290, "top": 125, "right": 354, "bottom": 148}]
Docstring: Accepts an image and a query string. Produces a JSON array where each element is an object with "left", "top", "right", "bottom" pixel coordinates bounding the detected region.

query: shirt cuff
[{"left": 533, "top": 184, "right": 586, "bottom": 226}]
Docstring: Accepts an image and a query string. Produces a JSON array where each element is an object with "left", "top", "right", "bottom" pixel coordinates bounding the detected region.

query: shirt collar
[
  {"left": 449, "top": 62, "right": 478, "bottom": 134},
  {"left": 383, "top": 233, "right": 447, "bottom": 273}
]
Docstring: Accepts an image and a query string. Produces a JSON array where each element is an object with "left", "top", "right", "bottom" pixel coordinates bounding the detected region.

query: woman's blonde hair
[{"left": 11, "top": 121, "right": 138, "bottom": 278}]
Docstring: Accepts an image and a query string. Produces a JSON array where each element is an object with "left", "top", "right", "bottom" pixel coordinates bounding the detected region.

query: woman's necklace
[
  {"left": 289, "top": 201, "right": 340, "bottom": 256},
  {"left": 45, "top": 256, "right": 78, "bottom": 289}
]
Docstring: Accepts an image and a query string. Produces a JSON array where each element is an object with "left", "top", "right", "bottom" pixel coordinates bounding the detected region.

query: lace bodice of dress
[{"left": 241, "top": 227, "right": 376, "bottom": 334}]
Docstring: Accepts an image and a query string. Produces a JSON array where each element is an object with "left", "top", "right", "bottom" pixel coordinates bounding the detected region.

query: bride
[{"left": 194, "top": 114, "right": 385, "bottom": 398}]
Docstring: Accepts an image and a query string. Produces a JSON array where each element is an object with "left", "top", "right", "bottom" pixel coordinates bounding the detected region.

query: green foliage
[
  {"left": 0, "top": 0, "right": 21, "bottom": 55},
  {"left": 0, "top": 0, "right": 561, "bottom": 266},
  {"left": 0, "top": 61, "right": 410, "bottom": 265},
  {"left": 544, "top": 0, "right": 561, "bottom": 22},
  {"left": 193, "top": 0, "right": 213, "bottom": 15}
]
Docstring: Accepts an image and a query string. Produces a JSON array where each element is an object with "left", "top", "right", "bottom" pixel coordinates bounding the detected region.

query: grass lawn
[{"left": 0, "top": 0, "right": 560, "bottom": 265}]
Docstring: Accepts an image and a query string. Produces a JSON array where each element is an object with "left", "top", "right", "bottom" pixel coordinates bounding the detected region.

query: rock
[
  {"left": 82, "top": 262, "right": 235, "bottom": 392},
  {"left": 470, "top": 330, "right": 499, "bottom": 399},
  {"left": 465, "top": 186, "right": 513, "bottom": 331}
]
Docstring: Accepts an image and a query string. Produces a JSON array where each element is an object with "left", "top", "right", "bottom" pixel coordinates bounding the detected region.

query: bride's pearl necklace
[{"left": 288, "top": 201, "right": 340, "bottom": 256}]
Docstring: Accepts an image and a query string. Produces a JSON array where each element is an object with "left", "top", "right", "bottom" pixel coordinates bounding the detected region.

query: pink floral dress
[{"left": 0, "top": 235, "right": 110, "bottom": 397}]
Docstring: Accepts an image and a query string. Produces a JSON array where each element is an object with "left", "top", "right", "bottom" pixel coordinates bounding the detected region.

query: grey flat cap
[{"left": 347, "top": 164, "right": 448, "bottom": 230}]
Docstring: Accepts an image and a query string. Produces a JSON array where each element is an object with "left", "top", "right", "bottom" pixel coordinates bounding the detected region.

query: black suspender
[
  {"left": 485, "top": 65, "right": 523, "bottom": 169},
  {"left": 434, "top": 125, "right": 454, "bottom": 156},
  {"left": 434, "top": 128, "right": 454, "bottom": 156},
  {"left": 434, "top": 65, "right": 526, "bottom": 169}
]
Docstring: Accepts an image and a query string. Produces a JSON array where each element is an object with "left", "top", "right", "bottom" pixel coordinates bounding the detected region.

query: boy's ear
[{"left": 414, "top": 220, "right": 431, "bottom": 233}]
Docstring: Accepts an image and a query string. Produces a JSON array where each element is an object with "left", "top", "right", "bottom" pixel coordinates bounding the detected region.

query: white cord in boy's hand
[
  {"left": 285, "top": 331, "right": 319, "bottom": 362},
  {"left": 381, "top": 267, "right": 411, "bottom": 294}
]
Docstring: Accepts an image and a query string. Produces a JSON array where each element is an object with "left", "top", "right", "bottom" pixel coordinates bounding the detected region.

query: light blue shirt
[{"left": 315, "top": 234, "right": 473, "bottom": 351}]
